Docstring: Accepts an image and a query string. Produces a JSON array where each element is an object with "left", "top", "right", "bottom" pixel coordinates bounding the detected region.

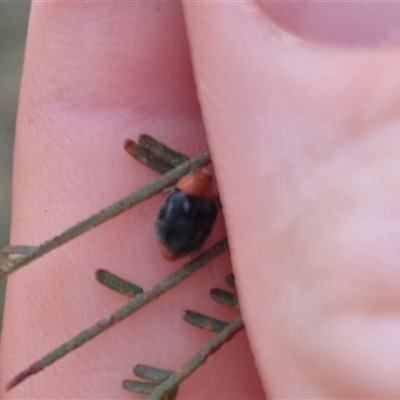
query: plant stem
[
  {"left": 146, "top": 316, "right": 244, "bottom": 400},
  {"left": 0, "top": 152, "right": 211, "bottom": 281},
  {"left": 6, "top": 238, "right": 228, "bottom": 391}
]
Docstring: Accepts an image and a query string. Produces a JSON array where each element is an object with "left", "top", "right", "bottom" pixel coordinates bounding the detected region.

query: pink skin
[{"left": 1, "top": 2, "right": 400, "bottom": 398}]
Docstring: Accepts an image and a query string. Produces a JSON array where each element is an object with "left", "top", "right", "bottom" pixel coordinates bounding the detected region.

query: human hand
[{"left": 2, "top": 2, "right": 400, "bottom": 399}]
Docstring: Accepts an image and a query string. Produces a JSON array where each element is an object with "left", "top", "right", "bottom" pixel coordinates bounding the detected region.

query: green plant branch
[
  {"left": 4, "top": 135, "right": 235, "bottom": 397},
  {"left": 0, "top": 245, "right": 37, "bottom": 256},
  {"left": 146, "top": 316, "right": 244, "bottom": 400},
  {"left": 0, "top": 152, "right": 211, "bottom": 281},
  {"left": 6, "top": 238, "right": 228, "bottom": 391}
]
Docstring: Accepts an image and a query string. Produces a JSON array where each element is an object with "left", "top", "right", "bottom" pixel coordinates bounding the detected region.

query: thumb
[{"left": 184, "top": 3, "right": 400, "bottom": 398}]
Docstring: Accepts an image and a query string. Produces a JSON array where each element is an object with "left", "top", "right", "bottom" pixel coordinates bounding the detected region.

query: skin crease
[{"left": 1, "top": 2, "right": 400, "bottom": 400}]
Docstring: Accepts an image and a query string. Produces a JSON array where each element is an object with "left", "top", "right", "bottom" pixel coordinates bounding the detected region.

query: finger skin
[
  {"left": 184, "top": 2, "right": 400, "bottom": 398},
  {"left": 0, "top": 3, "right": 262, "bottom": 399}
]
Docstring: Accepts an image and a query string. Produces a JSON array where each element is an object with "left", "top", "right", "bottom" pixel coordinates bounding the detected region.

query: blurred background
[{"left": 0, "top": 3, "right": 31, "bottom": 330}]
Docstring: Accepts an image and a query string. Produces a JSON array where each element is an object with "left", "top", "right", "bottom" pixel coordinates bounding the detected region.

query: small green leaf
[
  {"left": 122, "top": 380, "right": 158, "bottom": 393},
  {"left": 184, "top": 310, "right": 229, "bottom": 333},
  {"left": 225, "top": 273, "right": 236, "bottom": 290},
  {"left": 95, "top": 269, "right": 143, "bottom": 297},
  {"left": 133, "top": 364, "right": 173, "bottom": 382},
  {"left": 210, "top": 288, "right": 239, "bottom": 308}
]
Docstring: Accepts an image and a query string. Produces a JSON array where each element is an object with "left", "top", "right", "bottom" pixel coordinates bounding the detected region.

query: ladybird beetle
[{"left": 155, "top": 169, "right": 218, "bottom": 260}]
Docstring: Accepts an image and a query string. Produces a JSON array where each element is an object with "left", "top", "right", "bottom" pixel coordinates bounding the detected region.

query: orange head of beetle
[{"left": 175, "top": 169, "right": 217, "bottom": 201}]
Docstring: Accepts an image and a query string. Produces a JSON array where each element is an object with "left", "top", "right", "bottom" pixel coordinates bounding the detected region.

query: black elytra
[{"left": 155, "top": 190, "right": 218, "bottom": 258}]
